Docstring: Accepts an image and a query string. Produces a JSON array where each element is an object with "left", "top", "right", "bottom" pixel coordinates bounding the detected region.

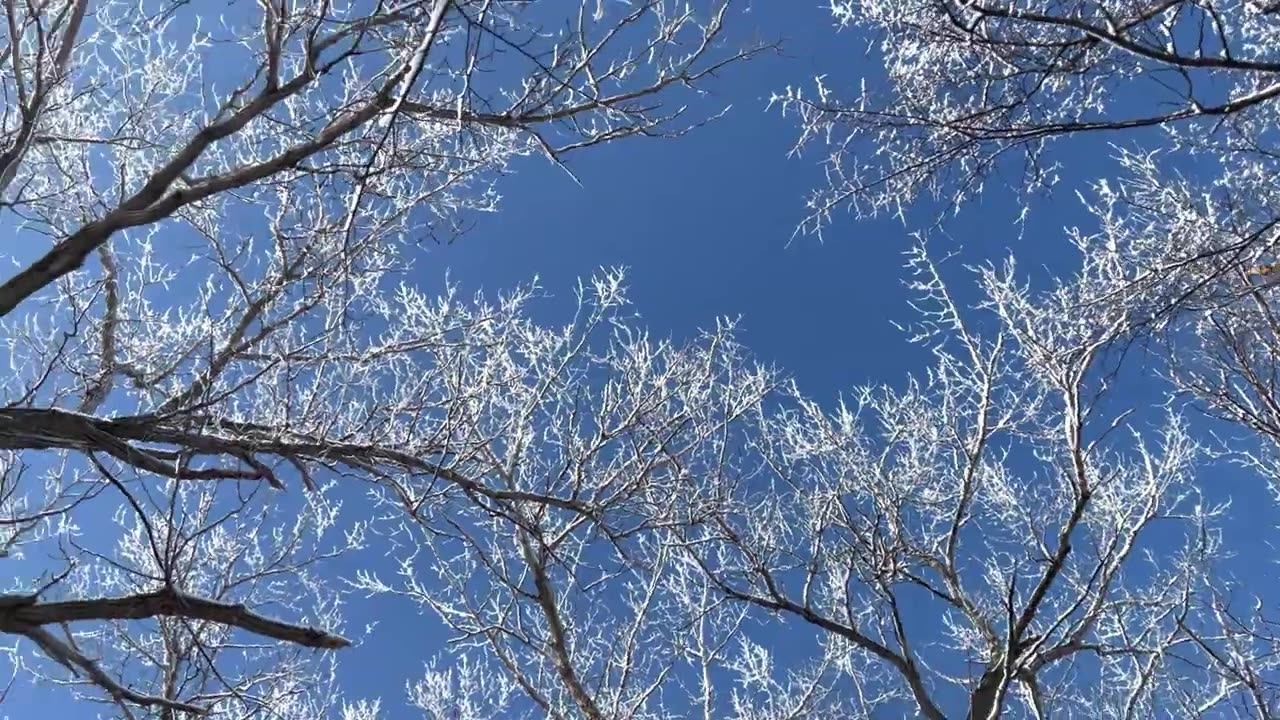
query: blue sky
[
  {"left": 10, "top": 1, "right": 1279, "bottom": 717},
  {"left": 418, "top": 3, "right": 908, "bottom": 385},
  {"left": 414, "top": 2, "right": 1100, "bottom": 398}
]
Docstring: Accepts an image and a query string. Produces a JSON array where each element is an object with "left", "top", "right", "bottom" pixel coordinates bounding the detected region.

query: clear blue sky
[
  {"left": 411, "top": 3, "right": 1098, "bottom": 396},
  {"left": 10, "top": 2, "right": 1277, "bottom": 717}
]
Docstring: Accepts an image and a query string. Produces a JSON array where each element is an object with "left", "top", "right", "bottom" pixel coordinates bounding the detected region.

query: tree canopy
[{"left": 3, "top": 1, "right": 1280, "bottom": 718}]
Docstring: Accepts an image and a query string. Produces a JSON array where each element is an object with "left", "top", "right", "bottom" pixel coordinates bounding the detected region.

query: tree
[
  {"left": 0, "top": 0, "right": 764, "bottom": 715},
  {"left": 768, "top": 0, "right": 1280, "bottom": 501},
  {"left": 731, "top": 0, "right": 1280, "bottom": 715},
  {"left": 340, "top": 3, "right": 1280, "bottom": 717},
  {"left": 6, "top": 0, "right": 1279, "bottom": 718},
  {"left": 775, "top": 0, "right": 1280, "bottom": 237},
  {"left": 350, "top": 259, "right": 1280, "bottom": 718}
]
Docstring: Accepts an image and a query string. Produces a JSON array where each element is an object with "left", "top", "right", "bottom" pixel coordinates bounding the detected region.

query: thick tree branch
[{"left": 0, "top": 585, "right": 350, "bottom": 649}]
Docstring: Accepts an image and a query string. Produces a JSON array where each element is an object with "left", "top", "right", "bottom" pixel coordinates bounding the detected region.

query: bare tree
[
  {"left": 0, "top": 0, "right": 765, "bottom": 714},
  {"left": 8, "top": 0, "right": 1277, "bottom": 717},
  {"left": 333, "top": 2, "right": 1280, "bottom": 717},
  {"left": 719, "top": 1, "right": 1280, "bottom": 715},
  {"left": 351, "top": 273, "right": 775, "bottom": 719},
  {"left": 774, "top": 0, "right": 1280, "bottom": 235},
  {"left": 767, "top": 0, "right": 1280, "bottom": 519},
  {"left": 336, "top": 258, "right": 1280, "bottom": 718}
]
